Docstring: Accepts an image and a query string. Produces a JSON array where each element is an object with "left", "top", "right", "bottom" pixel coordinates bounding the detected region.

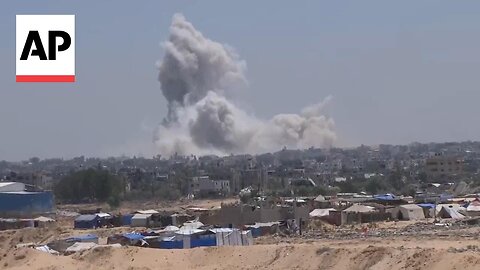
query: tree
[
  {"left": 54, "top": 168, "right": 123, "bottom": 203},
  {"left": 335, "top": 180, "right": 359, "bottom": 193},
  {"left": 365, "top": 178, "right": 386, "bottom": 195},
  {"left": 29, "top": 157, "right": 40, "bottom": 164}
]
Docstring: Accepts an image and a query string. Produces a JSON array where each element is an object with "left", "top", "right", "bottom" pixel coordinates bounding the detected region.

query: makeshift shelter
[
  {"left": 435, "top": 204, "right": 467, "bottom": 217},
  {"left": 211, "top": 228, "right": 253, "bottom": 246},
  {"left": 374, "top": 194, "right": 407, "bottom": 205},
  {"left": 0, "top": 218, "right": 34, "bottom": 230},
  {"left": 130, "top": 214, "right": 151, "bottom": 227},
  {"left": 417, "top": 203, "right": 435, "bottom": 218},
  {"left": 121, "top": 214, "right": 134, "bottom": 226},
  {"left": 65, "top": 242, "right": 97, "bottom": 254},
  {"left": 66, "top": 234, "right": 99, "bottom": 244},
  {"left": 244, "top": 222, "right": 279, "bottom": 237},
  {"left": 313, "top": 195, "right": 331, "bottom": 208},
  {"left": 438, "top": 206, "right": 465, "bottom": 219},
  {"left": 397, "top": 205, "right": 425, "bottom": 220},
  {"left": 157, "top": 228, "right": 253, "bottom": 249},
  {"left": 107, "top": 233, "right": 145, "bottom": 246},
  {"left": 241, "top": 230, "right": 254, "bottom": 246},
  {"left": 123, "top": 233, "right": 145, "bottom": 241},
  {"left": 314, "top": 195, "right": 326, "bottom": 202},
  {"left": 309, "top": 208, "right": 335, "bottom": 218},
  {"left": 343, "top": 204, "right": 375, "bottom": 213},
  {"left": 163, "top": 225, "right": 180, "bottom": 232},
  {"left": 65, "top": 242, "right": 121, "bottom": 254},
  {"left": 173, "top": 228, "right": 208, "bottom": 249},
  {"left": 136, "top": 210, "right": 159, "bottom": 215},
  {"left": 74, "top": 215, "right": 99, "bottom": 229},
  {"left": 171, "top": 213, "right": 192, "bottom": 226},
  {"left": 466, "top": 200, "right": 480, "bottom": 216},
  {"left": 182, "top": 221, "right": 204, "bottom": 230},
  {"left": 155, "top": 225, "right": 180, "bottom": 236},
  {"left": 35, "top": 245, "right": 59, "bottom": 255},
  {"left": 90, "top": 213, "right": 112, "bottom": 227}
]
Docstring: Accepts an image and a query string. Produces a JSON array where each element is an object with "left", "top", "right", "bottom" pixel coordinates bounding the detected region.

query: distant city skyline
[{"left": 2, "top": 1, "right": 480, "bottom": 160}]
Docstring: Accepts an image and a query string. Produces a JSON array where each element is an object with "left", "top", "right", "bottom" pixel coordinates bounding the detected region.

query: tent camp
[
  {"left": 343, "top": 204, "right": 376, "bottom": 213},
  {"left": 397, "top": 204, "right": 425, "bottom": 220}
]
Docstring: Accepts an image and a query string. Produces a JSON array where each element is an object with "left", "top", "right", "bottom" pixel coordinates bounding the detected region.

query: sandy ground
[{"left": 2, "top": 237, "right": 480, "bottom": 270}]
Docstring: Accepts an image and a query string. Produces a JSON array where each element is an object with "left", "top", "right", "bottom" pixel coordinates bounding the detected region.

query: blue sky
[{"left": 1, "top": 1, "right": 480, "bottom": 160}]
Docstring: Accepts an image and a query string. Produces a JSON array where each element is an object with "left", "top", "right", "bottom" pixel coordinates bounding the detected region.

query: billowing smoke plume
[{"left": 154, "top": 14, "right": 336, "bottom": 156}]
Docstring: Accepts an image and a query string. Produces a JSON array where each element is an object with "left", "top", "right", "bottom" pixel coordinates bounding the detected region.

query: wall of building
[
  {"left": 426, "top": 155, "right": 463, "bottom": 178},
  {"left": 0, "top": 191, "right": 54, "bottom": 218},
  {"left": 199, "top": 204, "right": 309, "bottom": 227}
]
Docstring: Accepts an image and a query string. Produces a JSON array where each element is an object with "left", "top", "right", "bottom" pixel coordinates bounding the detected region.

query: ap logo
[{"left": 16, "top": 15, "right": 75, "bottom": 82}]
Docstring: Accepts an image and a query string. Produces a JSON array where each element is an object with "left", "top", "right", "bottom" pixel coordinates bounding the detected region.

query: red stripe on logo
[{"left": 16, "top": 75, "right": 75, "bottom": 82}]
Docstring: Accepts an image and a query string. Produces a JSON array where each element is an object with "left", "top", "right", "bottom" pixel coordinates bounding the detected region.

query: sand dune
[{"left": 3, "top": 240, "right": 480, "bottom": 270}]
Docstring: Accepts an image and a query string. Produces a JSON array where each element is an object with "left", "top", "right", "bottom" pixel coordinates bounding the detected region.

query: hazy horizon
[{"left": 2, "top": 1, "right": 480, "bottom": 160}]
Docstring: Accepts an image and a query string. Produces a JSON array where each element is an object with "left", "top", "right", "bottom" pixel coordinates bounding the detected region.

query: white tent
[
  {"left": 438, "top": 206, "right": 465, "bottom": 219},
  {"left": 314, "top": 195, "right": 327, "bottom": 202},
  {"left": 65, "top": 242, "right": 121, "bottom": 254},
  {"left": 182, "top": 221, "right": 204, "bottom": 230},
  {"left": 65, "top": 242, "right": 97, "bottom": 253},
  {"left": 211, "top": 228, "right": 253, "bottom": 247},
  {"left": 35, "top": 245, "right": 60, "bottom": 255},
  {"left": 163, "top": 225, "right": 180, "bottom": 232},
  {"left": 309, "top": 208, "right": 335, "bottom": 218},
  {"left": 34, "top": 216, "right": 55, "bottom": 222},
  {"left": 343, "top": 204, "right": 375, "bottom": 213},
  {"left": 95, "top": 213, "right": 111, "bottom": 218},
  {"left": 130, "top": 214, "right": 151, "bottom": 227},
  {"left": 398, "top": 204, "right": 425, "bottom": 220},
  {"left": 466, "top": 201, "right": 480, "bottom": 216},
  {"left": 435, "top": 204, "right": 466, "bottom": 216},
  {"left": 136, "top": 209, "right": 159, "bottom": 215}
]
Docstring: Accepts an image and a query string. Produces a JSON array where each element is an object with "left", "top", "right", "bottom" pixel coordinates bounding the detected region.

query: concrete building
[
  {"left": 425, "top": 153, "right": 463, "bottom": 179},
  {"left": 191, "top": 176, "right": 230, "bottom": 196}
]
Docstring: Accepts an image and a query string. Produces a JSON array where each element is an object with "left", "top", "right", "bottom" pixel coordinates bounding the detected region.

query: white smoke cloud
[{"left": 154, "top": 13, "right": 336, "bottom": 156}]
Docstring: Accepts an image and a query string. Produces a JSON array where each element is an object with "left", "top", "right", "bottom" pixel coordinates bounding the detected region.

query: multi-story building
[
  {"left": 425, "top": 153, "right": 463, "bottom": 179},
  {"left": 190, "top": 176, "right": 230, "bottom": 196}
]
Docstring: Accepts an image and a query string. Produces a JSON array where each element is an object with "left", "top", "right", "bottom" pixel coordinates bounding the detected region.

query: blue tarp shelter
[
  {"left": 417, "top": 203, "right": 435, "bottom": 209},
  {"left": 74, "top": 214, "right": 99, "bottom": 229},
  {"left": 122, "top": 233, "right": 144, "bottom": 241},
  {"left": 374, "top": 194, "right": 396, "bottom": 201},
  {"left": 121, "top": 214, "right": 133, "bottom": 226}
]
